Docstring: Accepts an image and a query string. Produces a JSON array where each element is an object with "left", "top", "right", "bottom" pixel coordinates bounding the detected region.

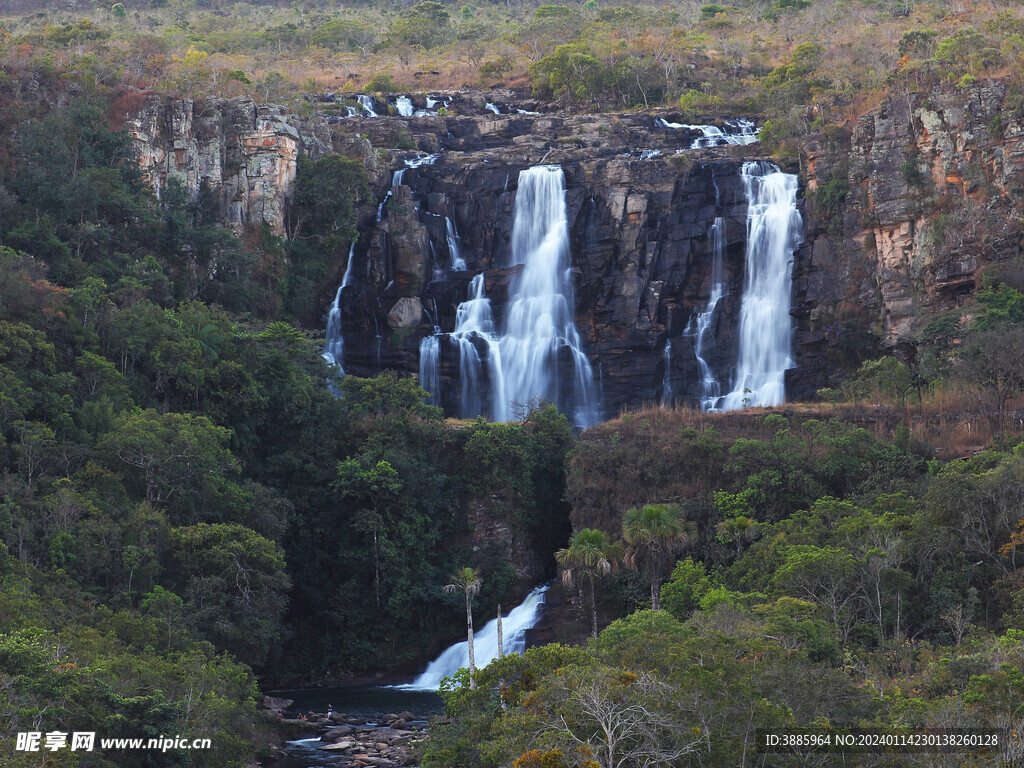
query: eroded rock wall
[
  {"left": 125, "top": 82, "right": 1024, "bottom": 415},
  {"left": 798, "top": 78, "right": 1024, "bottom": 388},
  {"left": 334, "top": 113, "right": 769, "bottom": 419}
]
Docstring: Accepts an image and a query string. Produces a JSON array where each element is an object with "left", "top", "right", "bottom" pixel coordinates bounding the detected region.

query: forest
[{"left": 1, "top": 0, "right": 1024, "bottom": 765}]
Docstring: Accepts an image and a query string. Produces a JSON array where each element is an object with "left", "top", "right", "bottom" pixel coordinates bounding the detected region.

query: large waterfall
[
  {"left": 323, "top": 243, "right": 355, "bottom": 374},
  {"left": 499, "top": 166, "right": 599, "bottom": 426},
  {"left": 402, "top": 585, "right": 548, "bottom": 691},
  {"left": 721, "top": 162, "right": 802, "bottom": 410}
]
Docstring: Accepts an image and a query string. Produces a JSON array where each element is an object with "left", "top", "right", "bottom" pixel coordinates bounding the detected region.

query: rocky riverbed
[{"left": 265, "top": 697, "right": 432, "bottom": 768}]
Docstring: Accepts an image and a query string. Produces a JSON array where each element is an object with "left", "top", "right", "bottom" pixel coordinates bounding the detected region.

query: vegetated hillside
[
  {"left": 0, "top": 0, "right": 1020, "bottom": 123},
  {"left": 421, "top": 407, "right": 1024, "bottom": 767},
  {"left": 2, "top": 1, "right": 1024, "bottom": 765},
  {"left": 0, "top": 79, "right": 583, "bottom": 766}
]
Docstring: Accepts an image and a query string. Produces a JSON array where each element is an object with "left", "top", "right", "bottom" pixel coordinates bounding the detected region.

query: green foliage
[
  {"left": 898, "top": 29, "right": 938, "bottom": 58},
  {"left": 677, "top": 89, "right": 724, "bottom": 119},
  {"left": 310, "top": 18, "right": 375, "bottom": 53},
  {"left": 530, "top": 44, "right": 604, "bottom": 105},
  {"left": 660, "top": 557, "right": 714, "bottom": 619},
  {"left": 843, "top": 356, "right": 914, "bottom": 406},
  {"left": 170, "top": 523, "right": 290, "bottom": 666},
  {"left": 286, "top": 154, "right": 370, "bottom": 321},
  {"left": 389, "top": 2, "right": 452, "bottom": 50}
]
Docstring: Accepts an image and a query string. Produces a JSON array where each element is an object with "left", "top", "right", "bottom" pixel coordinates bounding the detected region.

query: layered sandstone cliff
[{"left": 124, "top": 81, "right": 1024, "bottom": 415}]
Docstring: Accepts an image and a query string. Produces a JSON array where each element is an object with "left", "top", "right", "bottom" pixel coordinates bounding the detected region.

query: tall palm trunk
[
  {"left": 650, "top": 555, "right": 660, "bottom": 610},
  {"left": 589, "top": 573, "right": 599, "bottom": 638},
  {"left": 466, "top": 590, "right": 476, "bottom": 689}
]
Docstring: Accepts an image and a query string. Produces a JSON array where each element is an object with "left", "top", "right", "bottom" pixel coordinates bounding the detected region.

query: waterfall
[
  {"left": 395, "top": 96, "right": 414, "bottom": 116},
  {"left": 693, "top": 217, "right": 726, "bottom": 411},
  {"left": 446, "top": 218, "right": 467, "bottom": 271},
  {"left": 657, "top": 117, "right": 759, "bottom": 148},
  {"left": 661, "top": 341, "right": 673, "bottom": 406},
  {"left": 452, "top": 274, "right": 505, "bottom": 419},
  {"left": 378, "top": 154, "right": 440, "bottom": 220},
  {"left": 419, "top": 332, "right": 441, "bottom": 406},
  {"left": 358, "top": 95, "right": 378, "bottom": 117},
  {"left": 323, "top": 243, "right": 356, "bottom": 374},
  {"left": 721, "top": 162, "right": 802, "bottom": 410},
  {"left": 402, "top": 585, "right": 548, "bottom": 691},
  {"left": 498, "top": 166, "right": 599, "bottom": 427},
  {"left": 485, "top": 102, "right": 501, "bottom": 115}
]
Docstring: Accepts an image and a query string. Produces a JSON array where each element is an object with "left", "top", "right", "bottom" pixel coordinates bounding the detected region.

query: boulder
[{"left": 386, "top": 297, "right": 423, "bottom": 329}]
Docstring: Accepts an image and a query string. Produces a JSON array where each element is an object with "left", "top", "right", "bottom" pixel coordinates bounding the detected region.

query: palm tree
[
  {"left": 443, "top": 567, "right": 482, "bottom": 689},
  {"left": 623, "top": 503, "right": 695, "bottom": 611},
  {"left": 556, "top": 529, "right": 623, "bottom": 638}
]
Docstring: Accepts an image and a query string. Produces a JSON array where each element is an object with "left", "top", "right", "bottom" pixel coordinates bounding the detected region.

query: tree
[
  {"left": 530, "top": 665, "right": 702, "bottom": 768},
  {"left": 170, "top": 523, "right": 291, "bottom": 666},
  {"left": 98, "top": 409, "right": 237, "bottom": 510},
  {"left": 309, "top": 19, "right": 375, "bottom": 53},
  {"left": 529, "top": 44, "right": 606, "bottom": 106},
  {"left": 389, "top": 2, "right": 452, "bottom": 50},
  {"left": 555, "top": 528, "right": 623, "bottom": 638},
  {"left": 955, "top": 326, "right": 1024, "bottom": 430},
  {"left": 288, "top": 154, "right": 370, "bottom": 249},
  {"left": 444, "top": 567, "right": 482, "bottom": 689},
  {"left": 622, "top": 504, "right": 694, "bottom": 610},
  {"left": 335, "top": 457, "right": 401, "bottom": 609}
]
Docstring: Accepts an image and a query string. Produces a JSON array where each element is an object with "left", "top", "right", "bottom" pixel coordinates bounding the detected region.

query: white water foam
[{"left": 721, "top": 162, "right": 802, "bottom": 410}]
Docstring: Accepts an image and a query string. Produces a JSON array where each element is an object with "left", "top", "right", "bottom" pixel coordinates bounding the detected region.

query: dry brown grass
[{"left": 566, "top": 396, "right": 1024, "bottom": 534}]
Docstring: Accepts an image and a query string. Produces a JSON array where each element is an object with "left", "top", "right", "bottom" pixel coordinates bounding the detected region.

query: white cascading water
[
  {"left": 661, "top": 340, "right": 673, "bottom": 406},
  {"left": 378, "top": 154, "right": 439, "bottom": 220},
  {"left": 485, "top": 102, "right": 501, "bottom": 115},
  {"left": 358, "top": 95, "right": 378, "bottom": 117},
  {"left": 693, "top": 217, "right": 726, "bottom": 411},
  {"left": 446, "top": 218, "right": 467, "bottom": 271},
  {"left": 452, "top": 274, "right": 505, "bottom": 419},
  {"left": 498, "top": 166, "right": 599, "bottom": 426},
  {"left": 402, "top": 585, "right": 548, "bottom": 691},
  {"left": 323, "top": 243, "right": 356, "bottom": 374},
  {"left": 419, "top": 332, "right": 441, "bottom": 406},
  {"left": 395, "top": 96, "right": 414, "bottom": 116},
  {"left": 721, "top": 162, "right": 802, "bottom": 410},
  {"left": 657, "top": 117, "right": 759, "bottom": 148}
]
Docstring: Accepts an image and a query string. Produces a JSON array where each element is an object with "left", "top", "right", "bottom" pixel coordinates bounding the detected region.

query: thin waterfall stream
[
  {"left": 693, "top": 217, "right": 726, "bottom": 411},
  {"left": 322, "top": 243, "right": 355, "bottom": 374}
]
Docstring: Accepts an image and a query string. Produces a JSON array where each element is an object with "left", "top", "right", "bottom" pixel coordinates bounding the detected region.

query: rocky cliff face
[
  {"left": 126, "top": 94, "right": 382, "bottom": 236},
  {"left": 334, "top": 108, "right": 777, "bottom": 418},
  {"left": 126, "top": 82, "right": 1024, "bottom": 416},
  {"left": 797, "top": 78, "right": 1024, "bottom": 386}
]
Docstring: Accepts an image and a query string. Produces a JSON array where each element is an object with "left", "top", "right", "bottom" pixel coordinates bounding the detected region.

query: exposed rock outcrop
[
  {"left": 797, "top": 78, "right": 1024, "bottom": 388},
  {"left": 124, "top": 81, "right": 1024, "bottom": 416}
]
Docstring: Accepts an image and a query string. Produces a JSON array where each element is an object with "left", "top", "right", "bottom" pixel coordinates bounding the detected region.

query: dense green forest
[
  {"left": 2, "top": 0, "right": 1024, "bottom": 765},
  {"left": 0, "top": 82, "right": 577, "bottom": 765},
  {"left": 423, "top": 411, "right": 1024, "bottom": 767}
]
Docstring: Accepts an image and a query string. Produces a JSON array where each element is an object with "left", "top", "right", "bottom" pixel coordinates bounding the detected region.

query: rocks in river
[
  {"left": 323, "top": 725, "right": 356, "bottom": 742},
  {"left": 261, "top": 694, "right": 294, "bottom": 714},
  {"left": 312, "top": 711, "right": 427, "bottom": 767}
]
